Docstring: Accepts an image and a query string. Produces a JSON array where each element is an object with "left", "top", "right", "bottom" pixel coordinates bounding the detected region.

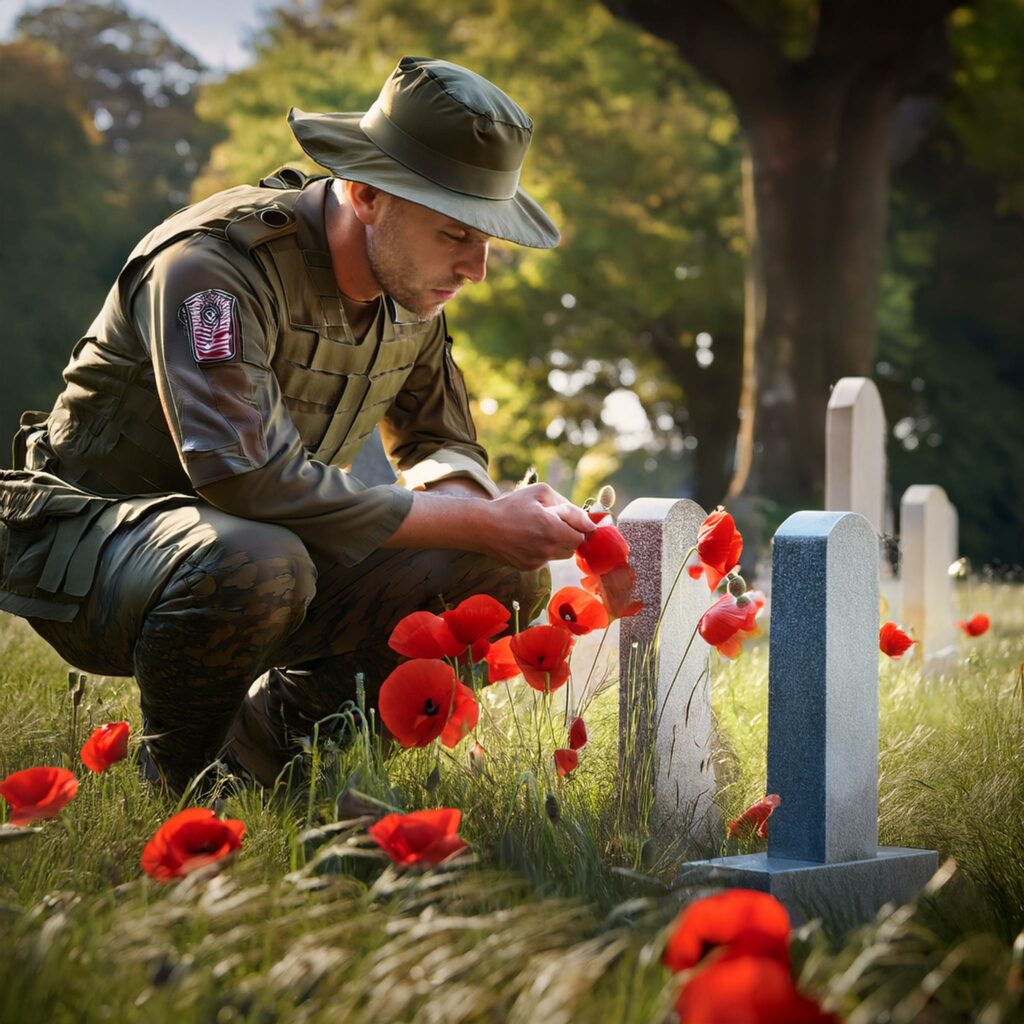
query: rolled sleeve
[{"left": 380, "top": 315, "right": 497, "bottom": 496}]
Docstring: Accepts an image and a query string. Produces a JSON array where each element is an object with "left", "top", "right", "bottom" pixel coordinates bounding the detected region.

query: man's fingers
[{"left": 547, "top": 501, "right": 597, "bottom": 535}]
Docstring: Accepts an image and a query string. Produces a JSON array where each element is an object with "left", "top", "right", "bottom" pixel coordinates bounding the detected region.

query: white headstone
[
  {"left": 900, "top": 485, "right": 959, "bottom": 670},
  {"left": 617, "top": 498, "right": 715, "bottom": 840},
  {"left": 826, "top": 377, "right": 886, "bottom": 536}
]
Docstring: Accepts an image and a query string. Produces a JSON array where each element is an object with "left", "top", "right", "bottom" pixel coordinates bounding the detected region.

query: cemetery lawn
[{"left": 1, "top": 584, "right": 1021, "bottom": 1024}]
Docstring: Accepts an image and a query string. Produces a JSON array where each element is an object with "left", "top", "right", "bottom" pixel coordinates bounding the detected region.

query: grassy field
[{"left": 0, "top": 583, "right": 1021, "bottom": 1023}]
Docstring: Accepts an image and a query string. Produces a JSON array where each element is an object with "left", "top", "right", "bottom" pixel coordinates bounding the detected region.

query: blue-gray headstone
[{"left": 767, "top": 510, "right": 879, "bottom": 864}]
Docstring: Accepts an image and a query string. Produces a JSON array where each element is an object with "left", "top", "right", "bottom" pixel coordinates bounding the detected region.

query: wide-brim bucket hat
[{"left": 289, "top": 56, "right": 560, "bottom": 249}]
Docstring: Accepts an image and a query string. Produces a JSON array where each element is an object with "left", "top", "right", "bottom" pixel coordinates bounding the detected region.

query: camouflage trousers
[{"left": 28, "top": 502, "right": 547, "bottom": 793}]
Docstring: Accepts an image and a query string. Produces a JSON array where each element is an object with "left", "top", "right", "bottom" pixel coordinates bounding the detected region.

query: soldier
[{"left": 0, "top": 56, "right": 594, "bottom": 794}]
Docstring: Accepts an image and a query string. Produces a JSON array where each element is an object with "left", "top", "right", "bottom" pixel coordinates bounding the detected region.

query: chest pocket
[{"left": 264, "top": 239, "right": 427, "bottom": 463}]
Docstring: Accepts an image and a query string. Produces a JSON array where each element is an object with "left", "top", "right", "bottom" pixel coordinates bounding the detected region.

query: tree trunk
[{"left": 741, "top": 70, "right": 896, "bottom": 505}]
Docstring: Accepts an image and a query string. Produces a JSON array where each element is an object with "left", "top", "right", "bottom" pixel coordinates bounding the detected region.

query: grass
[{"left": 0, "top": 582, "right": 1021, "bottom": 1023}]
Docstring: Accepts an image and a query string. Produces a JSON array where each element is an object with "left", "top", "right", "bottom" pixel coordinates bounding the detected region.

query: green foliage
[{"left": 196, "top": 0, "right": 746, "bottom": 499}]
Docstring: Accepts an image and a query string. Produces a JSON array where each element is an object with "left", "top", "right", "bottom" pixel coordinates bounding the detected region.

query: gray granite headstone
[
  {"left": 679, "top": 511, "right": 937, "bottom": 926},
  {"left": 826, "top": 378, "right": 886, "bottom": 535},
  {"left": 900, "top": 485, "right": 959, "bottom": 673},
  {"left": 617, "top": 498, "right": 715, "bottom": 842}
]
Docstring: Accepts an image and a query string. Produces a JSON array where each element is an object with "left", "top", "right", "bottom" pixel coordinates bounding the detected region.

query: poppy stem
[
  {"left": 652, "top": 620, "right": 705, "bottom": 736},
  {"left": 504, "top": 680, "right": 527, "bottom": 750},
  {"left": 641, "top": 546, "right": 697, "bottom": 678},
  {"left": 577, "top": 623, "right": 611, "bottom": 719}
]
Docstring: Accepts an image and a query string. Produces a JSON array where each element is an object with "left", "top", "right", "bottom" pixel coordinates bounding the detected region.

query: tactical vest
[{"left": 0, "top": 171, "right": 438, "bottom": 620}]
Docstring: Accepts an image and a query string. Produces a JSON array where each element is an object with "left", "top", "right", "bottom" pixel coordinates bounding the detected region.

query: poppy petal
[
  {"left": 663, "top": 889, "right": 791, "bottom": 973},
  {"left": 439, "top": 683, "right": 479, "bottom": 749},
  {"left": 727, "top": 794, "right": 781, "bottom": 840},
  {"left": 576, "top": 523, "right": 631, "bottom": 576},
  {"left": 547, "top": 586, "right": 610, "bottom": 636},
  {"left": 697, "top": 509, "right": 743, "bottom": 591},
  {"left": 440, "top": 594, "right": 510, "bottom": 646},
  {"left": 368, "top": 808, "right": 468, "bottom": 867},
  {"left": 389, "top": 611, "right": 464, "bottom": 659},
  {"left": 568, "top": 716, "right": 588, "bottom": 750},
  {"left": 485, "top": 635, "right": 521, "bottom": 683},
  {"left": 553, "top": 748, "right": 579, "bottom": 776},
  {"left": 80, "top": 721, "right": 130, "bottom": 773},
  {"left": 0, "top": 766, "right": 79, "bottom": 826},
  {"left": 879, "top": 622, "right": 915, "bottom": 659},
  {"left": 379, "top": 660, "right": 460, "bottom": 747}
]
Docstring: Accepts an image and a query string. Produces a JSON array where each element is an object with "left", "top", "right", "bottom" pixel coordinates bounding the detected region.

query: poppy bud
[
  {"left": 727, "top": 574, "right": 747, "bottom": 597},
  {"left": 597, "top": 484, "right": 616, "bottom": 509},
  {"left": 545, "top": 793, "right": 560, "bottom": 823},
  {"left": 735, "top": 593, "right": 752, "bottom": 607}
]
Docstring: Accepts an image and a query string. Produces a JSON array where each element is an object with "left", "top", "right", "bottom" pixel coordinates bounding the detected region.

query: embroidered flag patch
[{"left": 178, "top": 289, "right": 240, "bottom": 363}]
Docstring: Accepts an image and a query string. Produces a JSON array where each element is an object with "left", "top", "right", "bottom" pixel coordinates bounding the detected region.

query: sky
[{"left": 0, "top": 0, "right": 266, "bottom": 72}]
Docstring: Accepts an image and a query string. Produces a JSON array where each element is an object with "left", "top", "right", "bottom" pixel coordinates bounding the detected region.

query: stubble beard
[{"left": 366, "top": 208, "right": 453, "bottom": 322}]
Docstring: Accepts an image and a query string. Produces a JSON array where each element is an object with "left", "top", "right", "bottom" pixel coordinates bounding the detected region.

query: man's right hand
[{"left": 381, "top": 482, "right": 595, "bottom": 571}]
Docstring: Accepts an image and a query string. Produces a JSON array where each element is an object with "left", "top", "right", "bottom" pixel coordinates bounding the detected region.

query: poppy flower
[
  {"left": 485, "top": 635, "right": 521, "bottom": 683},
  {"left": 662, "top": 889, "right": 791, "bottom": 973},
  {"left": 676, "top": 955, "right": 838, "bottom": 1024},
  {"left": 140, "top": 807, "right": 246, "bottom": 882},
  {"left": 439, "top": 682, "right": 479, "bottom": 749},
  {"left": 0, "top": 766, "right": 78, "bottom": 826},
  {"left": 575, "top": 519, "right": 631, "bottom": 576},
  {"left": 553, "top": 748, "right": 578, "bottom": 776},
  {"left": 388, "top": 611, "right": 463, "bottom": 660},
  {"left": 686, "top": 553, "right": 705, "bottom": 581},
  {"left": 379, "top": 659, "right": 476, "bottom": 748},
  {"left": 697, "top": 508, "right": 743, "bottom": 591},
  {"left": 568, "top": 716, "right": 588, "bottom": 750},
  {"left": 80, "top": 721, "right": 130, "bottom": 773},
  {"left": 879, "top": 622, "right": 915, "bottom": 659},
  {"left": 547, "top": 586, "right": 610, "bottom": 636},
  {"left": 440, "top": 595, "right": 510, "bottom": 661},
  {"left": 712, "top": 591, "right": 765, "bottom": 660},
  {"left": 510, "top": 625, "right": 574, "bottom": 692},
  {"left": 580, "top": 564, "right": 643, "bottom": 620},
  {"left": 958, "top": 613, "right": 990, "bottom": 637},
  {"left": 698, "top": 593, "right": 762, "bottom": 657},
  {"left": 368, "top": 808, "right": 468, "bottom": 867},
  {"left": 727, "top": 794, "right": 781, "bottom": 840}
]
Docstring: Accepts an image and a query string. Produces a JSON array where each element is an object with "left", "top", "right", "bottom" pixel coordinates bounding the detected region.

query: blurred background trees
[{"left": 1, "top": 0, "right": 1021, "bottom": 566}]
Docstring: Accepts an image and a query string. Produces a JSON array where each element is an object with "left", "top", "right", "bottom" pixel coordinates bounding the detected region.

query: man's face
[{"left": 365, "top": 195, "right": 491, "bottom": 320}]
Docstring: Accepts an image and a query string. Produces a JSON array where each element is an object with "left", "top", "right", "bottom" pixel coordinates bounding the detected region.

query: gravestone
[
  {"left": 617, "top": 498, "right": 716, "bottom": 843},
  {"left": 900, "top": 485, "right": 958, "bottom": 671},
  {"left": 546, "top": 555, "right": 620, "bottom": 710},
  {"left": 679, "top": 511, "right": 937, "bottom": 926},
  {"left": 826, "top": 378, "right": 886, "bottom": 535}
]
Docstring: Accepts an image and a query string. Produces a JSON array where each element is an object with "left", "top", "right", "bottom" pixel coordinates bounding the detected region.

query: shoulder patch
[{"left": 178, "top": 289, "right": 240, "bottom": 363}]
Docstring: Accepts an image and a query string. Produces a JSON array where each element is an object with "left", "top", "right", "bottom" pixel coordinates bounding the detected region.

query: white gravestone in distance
[
  {"left": 617, "top": 498, "right": 716, "bottom": 844},
  {"left": 826, "top": 377, "right": 887, "bottom": 535},
  {"left": 900, "top": 485, "right": 959, "bottom": 671},
  {"left": 679, "top": 511, "right": 937, "bottom": 926}
]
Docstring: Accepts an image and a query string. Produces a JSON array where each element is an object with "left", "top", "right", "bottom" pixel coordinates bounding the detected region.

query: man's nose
[{"left": 455, "top": 241, "right": 489, "bottom": 284}]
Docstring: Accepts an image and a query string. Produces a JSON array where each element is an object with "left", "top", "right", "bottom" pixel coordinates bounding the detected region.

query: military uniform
[{"left": 0, "top": 172, "right": 542, "bottom": 791}]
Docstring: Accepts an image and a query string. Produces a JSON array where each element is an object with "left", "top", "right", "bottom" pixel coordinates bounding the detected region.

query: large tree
[
  {"left": 605, "top": 0, "right": 965, "bottom": 514},
  {"left": 197, "top": 0, "right": 747, "bottom": 505}
]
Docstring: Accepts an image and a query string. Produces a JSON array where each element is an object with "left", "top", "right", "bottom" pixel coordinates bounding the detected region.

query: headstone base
[{"left": 675, "top": 847, "right": 939, "bottom": 927}]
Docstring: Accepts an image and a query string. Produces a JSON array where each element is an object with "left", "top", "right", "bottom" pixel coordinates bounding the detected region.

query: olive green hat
[{"left": 288, "top": 56, "right": 559, "bottom": 248}]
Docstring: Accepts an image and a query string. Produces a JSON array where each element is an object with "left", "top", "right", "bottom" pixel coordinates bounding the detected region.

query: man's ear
[{"left": 345, "top": 181, "right": 387, "bottom": 225}]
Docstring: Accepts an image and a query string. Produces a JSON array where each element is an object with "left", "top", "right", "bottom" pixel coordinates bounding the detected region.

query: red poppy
[
  {"left": 553, "top": 748, "right": 579, "bottom": 776},
  {"left": 485, "top": 635, "right": 521, "bottom": 683},
  {"left": 141, "top": 808, "right": 246, "bottom": 883},
  {"left": 697, "top": 508, "right": 743, "bottom": 591},
  {"left": 575, "top": 520, "right": 631, "bottom": 576},
  {"left": 580, "top": 564, "right": 644, "bottom": 620},
  {"left": 439, "top": 682, "right": 479, "bottom": 749},
  {"left": 676, "top": 955, "right": 838, "bottom": 1024},
  {"left": 568, "top": 716, "right": 588, "bottom": 750},
  {"left": 379, "top": 659, "right": 467, "bottom": 748},
  {"left": 368, "top": 808, "right": 468, "bottom": 867},
  {"left": 958, "top": 613, "right": 990, "bottom": 637},
  {"left": 727, "top": 794, "right": 781, "bottom": 840},
  {"left": 547, "top": 586, "right": 610, "bottom": 636},
  {"left": 510, "top": 625, "right": 574, "bottom": 692},
  {"left": 699, "top": 593, "right": 762, "bottom": 657},
  {"left": 80, "top": 720, "right": 130, "bottom": 773},
  {"left": 440, "top": 594, "right": 510, "bottom": 653},
  {"left": 879, "top": 622, "right": 915, "bottom": 659},
  {"left": 0, "top": 766, "right": 78, "bottom": 826},
  {"left": 662, "top": 889, "right": 791, "bottom": 973},
  {"left": 388, "top": 611, "right": 462, "bottom": 660}
]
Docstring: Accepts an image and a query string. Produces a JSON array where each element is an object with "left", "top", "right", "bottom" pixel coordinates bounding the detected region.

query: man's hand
[{"left": 381, "top": 482, "right": 595, "bottom": 571}]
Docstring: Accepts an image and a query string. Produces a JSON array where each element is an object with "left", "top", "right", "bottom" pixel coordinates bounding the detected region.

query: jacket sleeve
[
  {"left": 133, "top": 235, "right": 413, "bottom": 565},
  {"left": 379, "top": 315, "right": 500, "bottom": 498}
]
